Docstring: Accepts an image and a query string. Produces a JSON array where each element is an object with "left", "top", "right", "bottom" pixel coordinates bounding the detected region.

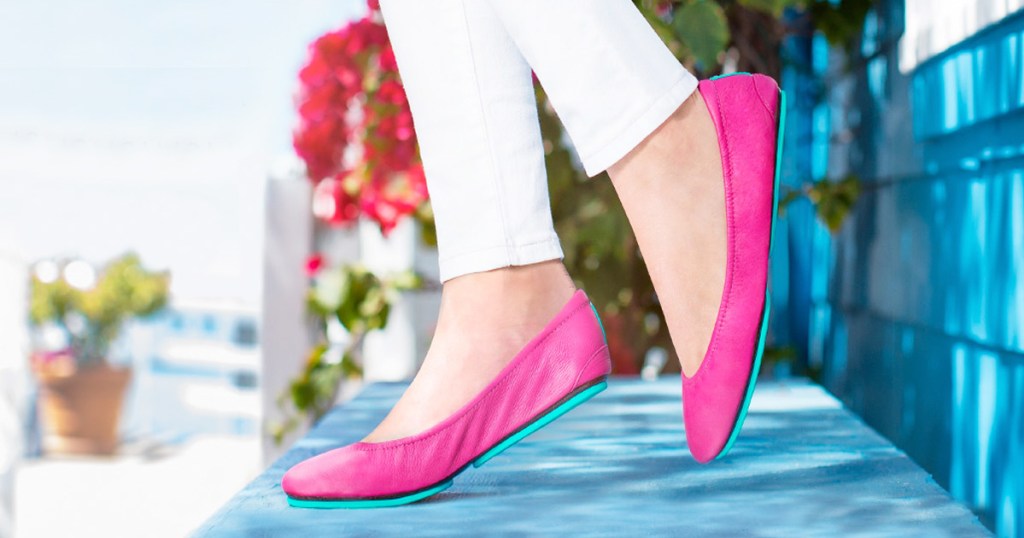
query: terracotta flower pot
[
  {"left": 601, "top": 313, "right": 641, "bottom": 375},
  {"left": 35, "top": 362, "right": 132, "bottom": 455}
]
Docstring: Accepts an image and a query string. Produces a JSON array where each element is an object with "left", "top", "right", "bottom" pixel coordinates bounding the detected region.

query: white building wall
[
  {"left": 359, "top": 218, "right": 439, "bottom": 383},
  {"left": 0, "top": 246, "right": 29, "bottom": 538},
  {"left": 259, "top": 177, "right": 316, "bottom": 465}
]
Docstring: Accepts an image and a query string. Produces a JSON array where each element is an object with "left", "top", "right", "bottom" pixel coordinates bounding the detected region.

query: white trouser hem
[
  {"left": 438, "top": 236, "right": 564, "bottom": 282},
  {"left": 580, "top": 73, "right": 698, "bottom": 177}
]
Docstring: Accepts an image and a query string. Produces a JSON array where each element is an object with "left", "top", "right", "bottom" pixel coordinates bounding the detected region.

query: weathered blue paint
[
  {"left": 772, "top": 9, "right": 820, "bottom": 368},
  {"left": 809, "top": 2, "right": 1024, "bottom": 535},
  {"left": 195, "top": 379, "right": 988, "bottom": 536}
]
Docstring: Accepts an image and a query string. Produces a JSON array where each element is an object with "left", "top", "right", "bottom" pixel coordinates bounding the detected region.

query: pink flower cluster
[{"left": 294, "top": 1, "right": 428, "bottom": 235}]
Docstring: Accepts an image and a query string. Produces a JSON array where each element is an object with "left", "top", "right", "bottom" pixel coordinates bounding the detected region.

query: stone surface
[{"left": 195, "top": 378, "right": 991, "bottom": 537}]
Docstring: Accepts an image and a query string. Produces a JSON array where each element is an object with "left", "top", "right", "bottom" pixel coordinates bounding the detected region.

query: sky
[{"left": 0, "top": 0, "right": 364, "bottom": 306}]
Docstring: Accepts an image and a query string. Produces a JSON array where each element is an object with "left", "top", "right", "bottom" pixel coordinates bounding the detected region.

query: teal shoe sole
[
  {"left": 285, "top": 377, "right": 609, "bottom": 509},
  {"left": 713, "top": 83, "right": 787, "bottom": 461}
]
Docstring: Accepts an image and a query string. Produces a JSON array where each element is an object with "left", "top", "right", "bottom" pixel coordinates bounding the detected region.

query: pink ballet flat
[
  {"left": 682, "top": 73, "right": 786, "bottom": 463},
  {"left": 281, "top": 290, "right": 611, "bottom": 508}
]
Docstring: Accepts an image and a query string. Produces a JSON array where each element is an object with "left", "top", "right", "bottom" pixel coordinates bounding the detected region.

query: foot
[
  {"left": 362, "top": 260, "right": 576, "bottom": 442},
  {"left": 282, "top": 285, "right": 610, "bottom": 505},
  {"left": 607, "top": 90, "right": 725, "bottom": 378}
]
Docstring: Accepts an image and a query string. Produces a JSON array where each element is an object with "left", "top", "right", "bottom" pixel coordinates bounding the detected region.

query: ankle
[
  {"left": 442, "top": 260, "right": 574, "bottom": 307},
  {"left": 435, "top": 261, "right": 576, "bottom": 336}
]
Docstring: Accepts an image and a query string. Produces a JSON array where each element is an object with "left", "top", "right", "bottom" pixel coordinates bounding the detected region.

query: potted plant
[{"left": 29, "top": 253, "right": 169, "bottom": 454}]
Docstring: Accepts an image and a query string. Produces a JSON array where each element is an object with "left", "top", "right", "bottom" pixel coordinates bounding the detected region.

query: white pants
[{"left": 379, "top": 0, "right": 697, "bottom": 282}]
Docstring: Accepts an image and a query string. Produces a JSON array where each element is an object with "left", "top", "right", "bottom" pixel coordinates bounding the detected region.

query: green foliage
[
  {"left": 762, "top": 344, "right": 798, "bottom": 364},
  {"left": 672, "top": 1, "right": 730, "bottom": 68},
  {"left": 415, "top": 203, "right": 437, "bottom": 247},
  {"left": 307, "top": 264, "right": 420, "bottom": 334},
  {"left": 779, "top": 175, "right": 862, "bottom": 233},
  {"left": 30, "top": 253, "right": 169, "bottom": 367},
  {"left": 806, "top": 0, "right": 876, "bottom": 48},
  {"left": 271, "top": 264, "right": 422, "bottom": 444},
  {"left": 635, "top": 0, "right": 876, "bottom": 77}
]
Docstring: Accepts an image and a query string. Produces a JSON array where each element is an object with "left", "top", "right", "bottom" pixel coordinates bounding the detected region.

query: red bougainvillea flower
[
  {"left": 312, "top": 175, "right": 361, "bottom": 226},
  {"left": 305, "top": 253, "right": 324, "bottom": 277},
  {"left": 378, "top": 45, "right": 398, "bottom": 71},
  {"left": 293, "top": 5, "right": 427, "bottom": 235},
  {"left": 356, "top": 165, "right": 429, "bottom": 235}
]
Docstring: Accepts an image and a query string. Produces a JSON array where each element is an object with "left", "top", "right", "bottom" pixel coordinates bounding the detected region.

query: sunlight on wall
[{"left": 812, "top": 1, "right": 1024, "bottom": 534}]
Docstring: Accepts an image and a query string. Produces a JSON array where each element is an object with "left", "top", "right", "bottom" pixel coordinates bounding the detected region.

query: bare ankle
[
  {"left": 442, "top": 261, "right": 574, "bottom": 305},
  {"left": 435, "top": 261, "right": 575, "bottom": 337}
]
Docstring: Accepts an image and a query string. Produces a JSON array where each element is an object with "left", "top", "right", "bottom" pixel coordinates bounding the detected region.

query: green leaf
[
  {"left": 762, "top": 344, "right": 798, "bottom": 364},
  {"left": 778, "top": 188, "right": 803, "bottom": 215},
  {"left": 807, "top": 175, "right": 862, "bottom": 232},
  {"left": 340, "top": 351, "right": 362, "bottom": 377},
  {"left": 415, "top": 203, "right": 437, "bottom": 247},
  {"left": 290, "top": 379, "right": 315, "bottom": 410},
  {"left": 672, "top": 0, "right": 730, "bottom": 69},
  {"left": 311, "top": 268, "right": 348, "bottom": 312},
  {"left": 387, "top": 270, "right": 422, "bottom": 291},
  {"left": 808, "top": 0, "right": 875, "bottom": 49}
]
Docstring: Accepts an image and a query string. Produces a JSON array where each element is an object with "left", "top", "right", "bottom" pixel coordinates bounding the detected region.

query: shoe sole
[
  {"left": 285, "top": 377, "right": 609, "bottom": 509},
  {"left": 708, "top": 73, "right": 787, "bottom": 461}
]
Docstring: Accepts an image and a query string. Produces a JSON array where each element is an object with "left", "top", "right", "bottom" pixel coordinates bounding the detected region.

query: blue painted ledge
[{"left": 194, "top": 378, "right": 990, "bottom": 537}]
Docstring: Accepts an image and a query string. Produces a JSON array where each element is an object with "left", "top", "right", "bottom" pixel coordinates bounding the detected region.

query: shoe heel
[{"left": 473, "top": 379, "right": 608, "bottom": 468}]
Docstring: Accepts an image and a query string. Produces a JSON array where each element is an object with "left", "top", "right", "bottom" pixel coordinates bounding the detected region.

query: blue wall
[{"left": 804, "top": 2, "right": 1024, "bottom": 535}]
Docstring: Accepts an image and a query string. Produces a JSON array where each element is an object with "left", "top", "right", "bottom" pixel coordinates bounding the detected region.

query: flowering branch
[{"left": 294, "top": 1, "right": 429, "bottom": 235}]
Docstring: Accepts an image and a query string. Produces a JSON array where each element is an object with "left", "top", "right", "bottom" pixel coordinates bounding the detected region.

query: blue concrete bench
[{"left": 195, "top": 378, "right": 990, "bottom": 536}]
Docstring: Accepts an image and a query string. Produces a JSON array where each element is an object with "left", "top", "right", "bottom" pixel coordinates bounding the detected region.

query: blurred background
[
  {"left": 0, "top": 1, "right": 369, "bottom": 536},
  {"left": 1, "top": 0, "right": 1022, "bottom": 536}
]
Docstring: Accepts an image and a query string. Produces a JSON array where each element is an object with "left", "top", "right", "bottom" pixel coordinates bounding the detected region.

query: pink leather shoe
[
  {"left": 282, "top": 290, "right": 611, "bottom": 508},
  {"left": 682, "top": 73, "right": 785, "bottom": 463}
]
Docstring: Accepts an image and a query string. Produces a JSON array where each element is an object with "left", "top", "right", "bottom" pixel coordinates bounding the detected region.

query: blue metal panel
[
  {"left": 814, "top": 2, "right": 1024, "bottom": 535},
  {"left": 830, "top": 168, "right": 1024, "bottom": 350},
  {"left": 821, "top": 309, "right": 1024, "bottom": 536},
  {"left": 913, "top": 12, "right": 1024, "bottom": 138},
  {"left": 770, "top": 10, "right": 821, "bottom": 366}
]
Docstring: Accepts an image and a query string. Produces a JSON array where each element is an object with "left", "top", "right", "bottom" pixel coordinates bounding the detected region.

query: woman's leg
[
  {"left": 283, "top": 3, "right": 776, "bottom": 505},
  {"left": 484, "top": 0, "right": 698, "bottom": 176},
  {"left": 380, "top": 0, "right": 777, "bottom": 458},
  {"left": 366, "top": 0, "right": 575, "bottom": 442},
  {"left": 606, "top": 94, "right": 726, "bottom": 379},
  {"left": 484, "top": 0, "right": 718, "bottom": 377},
  {"left": 374, "top": 0, "right": 719, "bottom": 438},
  {"left": 485, "top": 1, "right": 781, "bottom": 462}
]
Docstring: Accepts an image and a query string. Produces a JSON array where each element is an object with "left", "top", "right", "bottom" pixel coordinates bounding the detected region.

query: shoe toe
[
  {"left": 281, "top": 457, "right": 321, "bottom": 498},
  {"left": 682, "top": 393, "right": 733, "bottom": 463},
  {"left": 281, "top": 447, "right": 356, "bottom": 499}
]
